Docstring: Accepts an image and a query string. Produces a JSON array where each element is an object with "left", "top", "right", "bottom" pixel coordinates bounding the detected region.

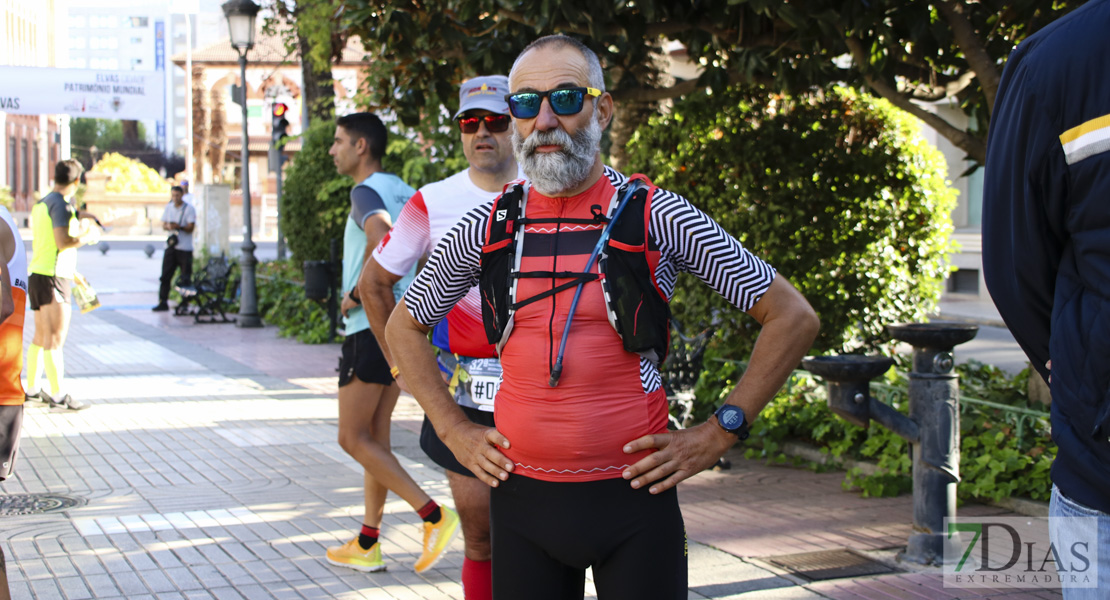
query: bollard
[
  {"left": 802, "top": 322, "right": 978, "bottom": 566},
  {"left": 887, "top": 322, "right": 977, "bottom": 565}
]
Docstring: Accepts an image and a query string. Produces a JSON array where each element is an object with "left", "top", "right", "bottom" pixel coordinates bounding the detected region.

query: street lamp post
[{"left": 222, "top": 0, "right": 262, "bottom": 328}]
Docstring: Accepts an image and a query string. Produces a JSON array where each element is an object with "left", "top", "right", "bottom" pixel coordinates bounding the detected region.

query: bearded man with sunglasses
[
  {"left": 388, "top": 35, "right": 819, "bottom": 599},
  {"left": 360, "top": 75, "right": 520, "bottom": 600}
]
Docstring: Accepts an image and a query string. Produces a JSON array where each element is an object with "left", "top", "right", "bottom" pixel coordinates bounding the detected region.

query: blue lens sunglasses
[{"left": 504, "top": 87, "right": 602, "bottom": 119}]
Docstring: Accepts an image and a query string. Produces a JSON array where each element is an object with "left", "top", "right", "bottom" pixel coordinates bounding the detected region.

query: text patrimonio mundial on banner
[{"left": 0, "top": 66, "right": 165, "bottom": 121}]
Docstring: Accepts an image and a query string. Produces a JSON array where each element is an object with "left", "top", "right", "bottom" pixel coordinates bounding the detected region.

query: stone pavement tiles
[
  {"left": 7, "top": 307, "right": 466, "bottom": 600},
  {"left": 2, "top": 304, "right": 1061, "bottom": 599}
]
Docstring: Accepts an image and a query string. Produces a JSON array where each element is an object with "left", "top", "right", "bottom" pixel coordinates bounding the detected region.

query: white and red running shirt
[
  {"left": 373, "top": 168, "right": 520, "bottom": 360},
  {"left": 402, "top": 167, "right": 778, "bottom": 482}
]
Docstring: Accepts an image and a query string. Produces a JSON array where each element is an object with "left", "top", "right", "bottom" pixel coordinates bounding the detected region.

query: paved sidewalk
[{"left": 1, "top": 249, "right": 1060, "bottom": 599}]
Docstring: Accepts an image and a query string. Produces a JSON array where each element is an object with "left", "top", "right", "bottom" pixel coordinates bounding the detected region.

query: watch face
[{"left": 718, "top": 406, "right": 743, "bottom": 430}]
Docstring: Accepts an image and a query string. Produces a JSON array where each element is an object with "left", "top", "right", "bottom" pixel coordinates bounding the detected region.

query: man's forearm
[
  {"left": 725, "top": 320, "right": 815, "bottom": 421},
  {"left": 386, "top": 301, "right": 469, "bottom": 434},
  {"left": 711, "top": 276, "right": 819, "bottom": 423},
  {"left": 725, "top": 286, "right": 818, "bottom": 421},
  {"left": 360, "top": 274, "right": 399, "bottom": 365}
]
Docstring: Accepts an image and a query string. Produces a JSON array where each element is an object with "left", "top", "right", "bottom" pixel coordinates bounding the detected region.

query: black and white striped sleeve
[
  {"left": 649, "top": 189, "right": 776, "bottom": 312},
  {"left": 402, "top": 203, "right": 491, "bottom": 328}
]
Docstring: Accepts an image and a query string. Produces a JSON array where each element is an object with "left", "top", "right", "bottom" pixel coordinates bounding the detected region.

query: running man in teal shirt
[{"left": 325, "top": 112, "right": 459, "bottom": 574}]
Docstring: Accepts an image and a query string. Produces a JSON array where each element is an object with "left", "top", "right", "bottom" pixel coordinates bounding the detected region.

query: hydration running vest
[{"left": 479, "top": 174, "right": 672, "bottom": 364}]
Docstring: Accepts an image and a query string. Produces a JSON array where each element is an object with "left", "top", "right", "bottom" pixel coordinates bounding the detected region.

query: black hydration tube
[{"left": 548, "top": 180, "right": 643, "bottom": 387}]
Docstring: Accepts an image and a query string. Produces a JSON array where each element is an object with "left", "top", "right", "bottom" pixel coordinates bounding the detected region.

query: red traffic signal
[{"left": 272, "top": 103, "right": 290, "bottom": 147}]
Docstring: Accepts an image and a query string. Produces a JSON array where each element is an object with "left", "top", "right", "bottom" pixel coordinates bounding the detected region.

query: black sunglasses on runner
[
  {"left": 456, "top": 114, "right": 511, "bottom": 134},
  {"left": 504, "top": 87, "right": 603, "bottom": 119}
]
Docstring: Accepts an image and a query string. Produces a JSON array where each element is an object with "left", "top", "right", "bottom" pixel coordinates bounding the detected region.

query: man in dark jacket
[{"left": 983, "top": 1, "right": 1110, "bottom": 596}]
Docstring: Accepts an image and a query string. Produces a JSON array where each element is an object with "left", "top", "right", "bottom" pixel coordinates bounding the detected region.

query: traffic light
[{"left": 271, "top": 102, "right": 290, "bottom": 147}]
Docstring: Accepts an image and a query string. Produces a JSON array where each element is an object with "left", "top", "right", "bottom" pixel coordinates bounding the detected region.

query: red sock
[
  {"left": 358, "top": 524, "right": 379, "bottom": 550},
  {"left": 418, "top": 499, "right": 441, "bottom": 523},
  {"left": 462, "top": 557, "right": 492, "bottom": 600}
]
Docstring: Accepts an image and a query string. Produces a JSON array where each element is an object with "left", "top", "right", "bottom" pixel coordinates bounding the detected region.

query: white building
[
  {"left": 1, "top": 0, "right": 67, "bottom": 215},
  {"left": 64, "top": 0, "right": 224, "bottom": 156}
]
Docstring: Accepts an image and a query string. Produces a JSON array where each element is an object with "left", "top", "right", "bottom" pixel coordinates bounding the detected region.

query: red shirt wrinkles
[{"left": 496, "top": 176, "right": 669, "bottom": 482}]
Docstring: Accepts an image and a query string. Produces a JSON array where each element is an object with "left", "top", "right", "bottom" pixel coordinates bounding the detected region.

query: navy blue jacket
[{"left": 983, "top": 0, "right": 1110, "bottom": 513}]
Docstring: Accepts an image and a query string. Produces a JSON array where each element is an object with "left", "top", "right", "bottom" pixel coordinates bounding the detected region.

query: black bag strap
[
  {"left": 511, "top": 278, "right": 594, "bottom": 310},
  {"left": 512, "top": 271, "right": 600, "bottom": 280}
]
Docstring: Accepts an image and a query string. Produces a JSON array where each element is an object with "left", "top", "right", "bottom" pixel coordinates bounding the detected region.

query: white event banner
[{"left": 0, "top": 66, "right": 165, "bottom": 120}]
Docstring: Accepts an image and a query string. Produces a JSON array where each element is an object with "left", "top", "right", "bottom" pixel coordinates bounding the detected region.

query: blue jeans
[{"left": 1049, "top": 485, "right": 1110, "bottom": 598}]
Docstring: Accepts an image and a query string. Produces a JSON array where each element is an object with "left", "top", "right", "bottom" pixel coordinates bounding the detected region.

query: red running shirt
[{"left": 403, "top": 168, "right": 776, "bottom": 481}]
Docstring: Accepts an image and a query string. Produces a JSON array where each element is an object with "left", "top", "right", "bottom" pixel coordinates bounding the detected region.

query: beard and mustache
[{"left": 511, "top": 107, "right": 603, "bottom": 196}]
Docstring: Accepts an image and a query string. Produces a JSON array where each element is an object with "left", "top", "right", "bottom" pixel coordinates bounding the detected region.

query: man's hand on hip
[
  {"left": 443, "top": 421, "right": 514, "bottom": 488},
  {"left": 621, "top": 422, "right": 736, "bottom": 494}
]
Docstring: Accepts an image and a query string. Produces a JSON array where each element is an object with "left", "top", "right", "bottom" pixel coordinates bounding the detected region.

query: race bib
[{"left": 465, "top": 358, "right": 502, "bottom": 410}]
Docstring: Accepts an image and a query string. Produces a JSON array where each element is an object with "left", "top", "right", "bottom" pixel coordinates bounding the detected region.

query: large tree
[
  {"left": 341, "top": 0, "right": 1084, "bottom": 166},
  {"left": 266, "top": 2, "right": 346, "bottom": 124}
]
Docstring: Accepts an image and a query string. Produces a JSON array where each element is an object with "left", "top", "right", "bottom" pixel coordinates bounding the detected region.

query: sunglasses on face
[
  {"left": 456, "top": 114, "right": 511, "bottom": 134},
  {"left": 504, "top": 87, "right": 602, "bottom": 119}
]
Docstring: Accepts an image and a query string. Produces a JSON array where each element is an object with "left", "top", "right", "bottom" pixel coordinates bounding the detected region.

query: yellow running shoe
[
  {"left": 326, "top": 538, "right": 386, "bottom": 572},
  {"left": 414, "top": 506, "right": 460, "bottom": 573}
]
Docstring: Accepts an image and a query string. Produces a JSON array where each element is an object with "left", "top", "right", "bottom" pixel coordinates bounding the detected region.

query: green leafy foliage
[
  {"left": 702, "top": 358, "right": 1054, "bottom": 503},
  {"left": 339, "top": 0, "right": 1085, "bottom": 164},
  {"left": 71, "top": 118, "right": 145, "bottom": 155},
  {"left": 281, "top": 120, "right": 352, "bottom": 263},
  {"left": 282, "top": 119, "right": 468, "bottom": 265},
  {"left": 0, "top": 186, "right": 13, "bottom": 210},
  {"left": 626, "top": 86, "right": 955, "bottom": 364},
  {"left": 382, "top": 136, "right": 468, "bottom": 191},
  {"left": 256, "top": 259, "right": 336, "bottom": 344}
]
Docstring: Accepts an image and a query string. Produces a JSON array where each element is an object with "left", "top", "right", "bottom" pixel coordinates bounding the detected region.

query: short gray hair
[{"left": 509, "top": 35, "right": 605, "bottom": 91}]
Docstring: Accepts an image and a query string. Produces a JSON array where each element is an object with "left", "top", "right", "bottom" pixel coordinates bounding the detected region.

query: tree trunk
[
  {"left": 122, "top": 120, "right": 140, "bottom": 147},
  {"left": 608, "top": 100, "right": 657, "bottom": 172},
  {"left": 298, "top": 29, "right": 336, "bottom": 127},
  {"left": 192, "top": 67, "right": 208, "bottom": 184},
  {"left": 209, "top": 88, "right": 228, "bottom": 183}
]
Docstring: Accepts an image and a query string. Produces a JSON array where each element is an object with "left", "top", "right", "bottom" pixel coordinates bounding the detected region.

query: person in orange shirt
[{"left": 0, "top": 202, "right": 29, "bottom": 600}]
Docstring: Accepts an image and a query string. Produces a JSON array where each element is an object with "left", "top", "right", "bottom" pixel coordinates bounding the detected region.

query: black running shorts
[
  {"left": 419, "top": 405, "right": 496, "bottom": 477},
  {"left": 337, "top": 329, "right": 393, "bottom": 387},
  {"left": 28, "top": 274, "right": 71, "bottom": 310},
  {"left": 490, "top": 476, "right": 687, "bottom": 600}
]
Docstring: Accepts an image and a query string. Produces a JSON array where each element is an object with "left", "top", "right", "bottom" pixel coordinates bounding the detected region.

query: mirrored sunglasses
[
  {"left": 456, "top": 114, "right": 511, "bottom": 134},
  {"left": 504, "top": 87, "right": 602, "bottom": 119}
]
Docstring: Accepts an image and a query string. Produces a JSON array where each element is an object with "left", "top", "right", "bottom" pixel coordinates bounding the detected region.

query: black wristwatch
[
  {"left": 348, "top": 290, "right": 361, "bottom": 305},
  {"left": 714, "top": 404, "right": 750, "bottom": 440}
]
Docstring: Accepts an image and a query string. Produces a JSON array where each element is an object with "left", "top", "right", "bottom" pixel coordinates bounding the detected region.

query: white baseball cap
[{"left": 453, "top": 75, "right": 511, "bottom": 119}]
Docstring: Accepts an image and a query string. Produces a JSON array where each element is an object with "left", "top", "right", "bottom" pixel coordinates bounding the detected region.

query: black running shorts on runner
[
  {"left": 28, "top": 274, "right": 71, "bottom": 310},
  {"left": 490, "top": 476, "right": 687, "bottom": 600},
  {"left": 337, "top": 329, "right": 393, "bottom": 387},
  {"left": 420, "top": 405, "right": 496, "bottom": 477}
]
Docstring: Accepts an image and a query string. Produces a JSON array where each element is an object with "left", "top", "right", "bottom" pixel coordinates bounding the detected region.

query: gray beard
[{"left": 512, "top": 111, "right": 602, "bottom": 196}]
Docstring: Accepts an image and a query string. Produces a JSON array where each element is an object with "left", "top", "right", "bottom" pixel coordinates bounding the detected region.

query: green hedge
[
  {"left": 697, "top": 357, "right": 1054, "bottom": 503},
  {"left": 281, "top": 119, "right": 467, "bottom": 265},
  {"left": 256, "top": 259, "right": 335, "bottom": 344},
  {"left": 624, "top": 86, "right": 956, "bottom": 378}
]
